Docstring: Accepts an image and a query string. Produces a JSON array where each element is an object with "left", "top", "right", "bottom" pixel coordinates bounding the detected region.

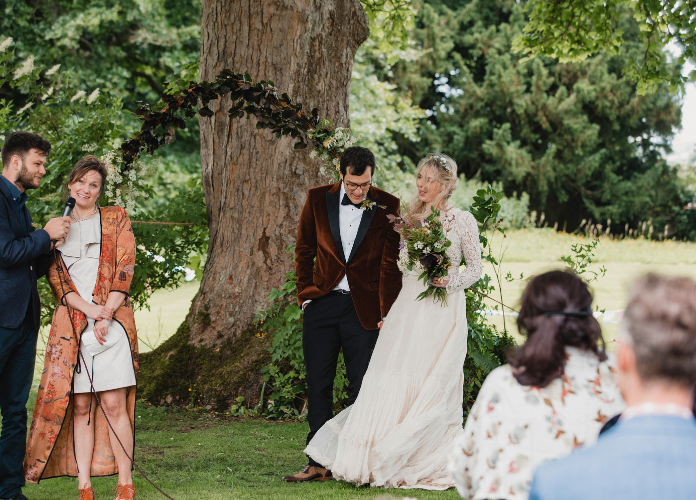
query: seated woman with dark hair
[{"left": 448, "top": 270, "right": 625, "bottom": 500}]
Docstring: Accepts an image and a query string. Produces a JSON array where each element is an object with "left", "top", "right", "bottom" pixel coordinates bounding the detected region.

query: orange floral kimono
[{"left": 24, "top": 206, "right": 139, "bottom": 483}]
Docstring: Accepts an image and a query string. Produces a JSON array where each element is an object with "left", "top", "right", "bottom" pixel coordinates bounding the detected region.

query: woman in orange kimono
[{"left": 24, "top": 156, "right": 139, "bottom": 500}]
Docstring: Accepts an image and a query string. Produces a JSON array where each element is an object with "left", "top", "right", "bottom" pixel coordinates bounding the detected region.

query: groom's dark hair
[{"left": 340, "top": 146, "right": 375, "bottom": 177}]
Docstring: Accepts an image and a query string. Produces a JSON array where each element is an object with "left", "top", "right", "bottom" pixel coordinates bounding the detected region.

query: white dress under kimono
[
  {"left": 448, "top": 347, "right": 625, "bottom": 500},
  {"left": 306, "top": 207, "right": 483, "bottom": 489},
  {"left": 60, "top": 213, "right": 136, "bottom": 394}
]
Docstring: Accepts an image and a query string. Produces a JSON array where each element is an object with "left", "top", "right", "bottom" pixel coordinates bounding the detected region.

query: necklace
[{"left": 71, "top": 206, "right": 98, "bottom": 222}]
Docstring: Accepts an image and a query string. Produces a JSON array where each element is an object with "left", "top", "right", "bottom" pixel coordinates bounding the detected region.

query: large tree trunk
[{"left": 139, "top": 0, "right": 369, "bottom": 409}]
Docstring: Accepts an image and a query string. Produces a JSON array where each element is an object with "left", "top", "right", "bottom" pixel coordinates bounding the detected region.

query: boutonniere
[
  {"left": 360, "top": 199, "right": 376, "bottom": 211},
  {"left": 359, "top": 199, "right": 387, "bottom": 211}
]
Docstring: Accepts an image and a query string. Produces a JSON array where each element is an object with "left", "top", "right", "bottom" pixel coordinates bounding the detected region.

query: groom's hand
[{"left": 377, "top": 320, "right": 385, "bottom": 330}]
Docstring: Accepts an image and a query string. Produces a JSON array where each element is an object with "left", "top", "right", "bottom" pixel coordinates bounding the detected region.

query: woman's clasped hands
[{"left": 88, "top": 304, "right": 114, "bottom": 345}]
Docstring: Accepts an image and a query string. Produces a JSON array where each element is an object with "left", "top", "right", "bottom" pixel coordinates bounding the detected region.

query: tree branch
[{"left": 130, "top": 70, "right": 165, "bottom": 96}]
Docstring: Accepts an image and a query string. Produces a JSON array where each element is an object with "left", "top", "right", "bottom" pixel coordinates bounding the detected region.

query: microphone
[{"left": 62, "top": 197, "right": 76, "bottom": 217}]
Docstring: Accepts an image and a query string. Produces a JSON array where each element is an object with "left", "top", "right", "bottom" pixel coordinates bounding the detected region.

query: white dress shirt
[
  {"left": 303, "top": 183, "right": 365, "bottom": 308},
  {"left": 335, "top": 182, "right": 364, "bottom": 291}
]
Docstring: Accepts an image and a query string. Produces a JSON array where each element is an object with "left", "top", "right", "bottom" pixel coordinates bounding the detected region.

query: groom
[{"left": 282, "top": 146, "right": 402, "bottom": 482}]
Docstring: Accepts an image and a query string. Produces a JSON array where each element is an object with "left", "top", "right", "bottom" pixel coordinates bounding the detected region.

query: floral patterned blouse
[{"left": 448, "top": 347, "right": 625, "bottom": 500}]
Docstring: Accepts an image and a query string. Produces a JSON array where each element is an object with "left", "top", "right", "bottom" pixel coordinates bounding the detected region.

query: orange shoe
[
  {"left": 115, "top": 483, "right": 135, "bottom": 500},
  {"left": 78, "top": 486, "right": 95, "bottom": 500}
]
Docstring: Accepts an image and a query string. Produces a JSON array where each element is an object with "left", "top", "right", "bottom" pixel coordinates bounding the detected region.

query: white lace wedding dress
[{"left": 305, "top": 207, "right": 482, "bottom": 489}]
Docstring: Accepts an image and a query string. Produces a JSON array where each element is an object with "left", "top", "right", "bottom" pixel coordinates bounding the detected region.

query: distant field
[
  {"left": 481, "top": 229, "right": 696, "bottom": 348},
  {"left": 36, "top": 229, "right": 696, "bottom": 363},
  {"left": 497, "top": 228, "right": 696, "bottom": 264},
  {"left": 126, "top": 230, "right": 696, "bottom": 352}
]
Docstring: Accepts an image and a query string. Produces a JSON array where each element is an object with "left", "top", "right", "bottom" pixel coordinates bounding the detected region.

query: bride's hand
[{"left": 432, "top": 276, "right": 450, "bottom": 288}]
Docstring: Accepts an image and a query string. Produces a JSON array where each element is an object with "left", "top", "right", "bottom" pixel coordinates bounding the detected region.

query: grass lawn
[
  {"left": 22, "top": 229, "right": 696, "bottom": 499},
  {"left": 133, "top": 280, "right": 201, "bottom": 353},
  {"left": 24, "top": 400, "right": 460, "bottom": 500}
]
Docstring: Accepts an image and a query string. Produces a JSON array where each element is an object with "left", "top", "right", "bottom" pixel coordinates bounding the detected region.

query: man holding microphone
[{"left": 0, "top": 132, "right": 71, "bottom": 500}]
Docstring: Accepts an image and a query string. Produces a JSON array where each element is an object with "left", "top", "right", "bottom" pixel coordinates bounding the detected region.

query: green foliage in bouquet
[{"left": 394, "top": 207, "right": 452, "bottom": 306}]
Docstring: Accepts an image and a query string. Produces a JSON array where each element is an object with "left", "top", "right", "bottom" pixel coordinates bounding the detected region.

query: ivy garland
[{"left": 120, "top": 70, "right": 357, "bottom": 179}]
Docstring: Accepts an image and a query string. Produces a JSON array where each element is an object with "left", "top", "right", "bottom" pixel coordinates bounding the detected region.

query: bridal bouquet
[{"left": 389, "top": 207, "right": 452, "bottom": 306}]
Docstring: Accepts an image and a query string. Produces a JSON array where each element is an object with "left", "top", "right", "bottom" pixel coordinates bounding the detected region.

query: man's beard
[{"left": 15, "top": 161, "right": 39, "bottom": 191}]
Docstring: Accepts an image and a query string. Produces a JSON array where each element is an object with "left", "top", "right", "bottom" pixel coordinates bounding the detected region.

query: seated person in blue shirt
[{"left": 529, "top": 273, "right": 696, "bottom": 500}]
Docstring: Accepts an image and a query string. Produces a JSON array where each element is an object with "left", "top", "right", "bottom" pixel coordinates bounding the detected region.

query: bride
[{"left": 305, "top": 153, "right": 482, "bottom": 489}]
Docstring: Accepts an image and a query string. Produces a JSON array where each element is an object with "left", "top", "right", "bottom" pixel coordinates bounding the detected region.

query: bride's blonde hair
[{"left": 404, "top": 153, "right": 459, "bottom": 223}]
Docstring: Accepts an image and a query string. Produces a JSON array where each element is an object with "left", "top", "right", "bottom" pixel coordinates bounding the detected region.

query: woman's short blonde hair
[{"left": 404, "top": 153, "right": 459, "bottom": 223}]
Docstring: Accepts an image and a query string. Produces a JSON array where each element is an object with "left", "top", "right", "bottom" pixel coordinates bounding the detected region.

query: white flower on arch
[
  {"left": 71, "top": 90, "right": 86, "bottom": 102},
  {"left": 87, "top": 88, "right": 100, "bottom": 104},
  {"left": 13, "top": 55, "right": 35, "bottom": 80},
  {"left": 0, "top": 37, "right": 13, "bottom": 53},
  {"left": 16, "top": 102, "right": 33, "bottom": 115},
  {"left": 45, "top": 64, "right": 61, "bottom": 76}
]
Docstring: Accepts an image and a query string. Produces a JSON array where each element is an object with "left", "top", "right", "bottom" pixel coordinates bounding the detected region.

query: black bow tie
[{"left": 341, "top": 193, "right": 363, "bottom": 209}]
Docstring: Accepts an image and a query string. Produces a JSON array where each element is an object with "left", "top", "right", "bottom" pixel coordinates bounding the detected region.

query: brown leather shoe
[
  {"left": 78, "top": 486, "right": 95, "bottom": 500},
  {"left": 114, "top": 483, "right": 135, "bottom": 500},
  {"left": 281, "top": 464, "right": 333, "bottom": 482}
]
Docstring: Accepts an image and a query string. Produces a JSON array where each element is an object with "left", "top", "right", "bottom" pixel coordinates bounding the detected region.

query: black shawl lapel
[
  {"left": 348, "top": 193, "right": 380, "bottom": 263},
  {"left": 326, "top": 189, "right": 346, "bottom": 264}
]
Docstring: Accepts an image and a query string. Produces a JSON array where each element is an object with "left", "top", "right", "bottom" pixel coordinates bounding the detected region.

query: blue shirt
[
  {"left": 0, "top": 174, "right": 28, "bottom": 229},
  {"left": 529, "top": 415, "right": 696, "bottom": 500}
]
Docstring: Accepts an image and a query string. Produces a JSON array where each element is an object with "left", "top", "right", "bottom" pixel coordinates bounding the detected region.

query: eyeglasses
[{"left": 344, "top": 180, "right": 372, "bottom": 191}]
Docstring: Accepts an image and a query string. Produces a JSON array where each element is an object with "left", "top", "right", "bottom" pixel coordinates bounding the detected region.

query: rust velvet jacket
[{"left": 295, "top": 182, "right": 402, "bottom": 330}]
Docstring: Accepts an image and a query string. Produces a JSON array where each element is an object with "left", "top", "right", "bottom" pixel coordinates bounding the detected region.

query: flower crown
[{"left": 429, "top": 154, "right": 456, "bottom": 175}]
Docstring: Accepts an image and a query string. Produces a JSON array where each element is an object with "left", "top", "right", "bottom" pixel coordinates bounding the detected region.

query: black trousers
[
  {"left": 0, "top": 311, "right": 37, "bottom": 499},
  {"left": 302, "top": 292, "right": 378, "bottom": 467}
]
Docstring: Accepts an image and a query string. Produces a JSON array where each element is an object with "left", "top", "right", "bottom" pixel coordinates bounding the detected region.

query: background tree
[
  {"left": 4, "top": 0, "right": 694, "bottom": 411},
  {"left": 3, "top": 0, "right": 204, "bottom": 229},
  {"left": 516, "top": 0, "right": 696, "bottom": 94},
  {"left": 3, "top": 0, "right": 200, "bottom": 106},
  {"left": 0, "top": 35, "right": 207, "bottom": 324},
  {"left": 139, "top": 0, "right": 373, "bottom": 407},
  {"left": 389, "top": 0, "right": 687, "bottom": 234}
]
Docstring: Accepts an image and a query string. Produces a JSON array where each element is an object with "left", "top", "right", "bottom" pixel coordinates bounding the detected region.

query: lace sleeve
[{"left": 446, "top": 211, "right": 482, "bottom": 294}]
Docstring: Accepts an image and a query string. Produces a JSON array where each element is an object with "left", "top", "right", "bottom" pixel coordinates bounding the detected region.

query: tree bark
[{"left": 138, "top": 0, "right": 369, "bottom": 409}]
